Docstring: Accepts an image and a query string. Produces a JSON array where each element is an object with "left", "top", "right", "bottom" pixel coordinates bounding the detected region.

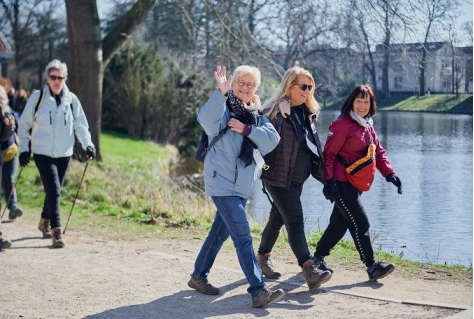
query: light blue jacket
[
  {"left": 198, "top": 90, "right": 280, "bottom": 198},
  {"left": 18, "top": 83, "right": 94, "bottom": 157}
]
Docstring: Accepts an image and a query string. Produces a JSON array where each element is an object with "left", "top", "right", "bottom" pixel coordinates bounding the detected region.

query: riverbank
[{"left": 1, "top": 217, "right": 472, "bottom": 319}]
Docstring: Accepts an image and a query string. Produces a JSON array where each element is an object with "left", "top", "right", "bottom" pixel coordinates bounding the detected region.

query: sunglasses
[
  {"left": 49, "top": 75, "right": 65, "bottom": 81},
  {"left": 297, "top": 84, "right": 313, "bottom": 91},
  {"left": 237, "top": 80, "right": 256, "bottom": 89}
]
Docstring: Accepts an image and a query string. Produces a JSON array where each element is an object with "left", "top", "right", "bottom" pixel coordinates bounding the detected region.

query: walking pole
[
  {"left": 1, "top": 166, "right": 24, "bottom": 220},
  {"left": 63, "top": 160, "right": 90, "bottom": 235}
]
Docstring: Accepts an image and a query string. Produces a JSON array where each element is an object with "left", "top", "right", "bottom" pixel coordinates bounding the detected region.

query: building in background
[
  {"left": 373, "top": 42, "right": 472, "bottom": 95},
  {"left": 0, "top": 33, "right": 13, "bottom": 78}
]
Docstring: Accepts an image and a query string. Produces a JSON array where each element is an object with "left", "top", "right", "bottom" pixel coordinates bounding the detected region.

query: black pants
[
  {"left": 314, "top": 181, "right": 375, "bottom": 267},
  {"left": 259, "top": 181, "right": 312, "bottom": 267},
  {"left": 34, "top": 154, "right": 71, "bottom": 229}
]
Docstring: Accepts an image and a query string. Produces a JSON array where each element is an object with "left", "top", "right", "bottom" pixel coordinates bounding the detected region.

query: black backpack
[{"left": 195, "top": 127, "right": 229, "bottom": 163}]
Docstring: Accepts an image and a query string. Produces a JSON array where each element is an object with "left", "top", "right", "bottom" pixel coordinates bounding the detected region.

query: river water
[{"left": 244, "top": 110, "right": 473, "bottom": 267}]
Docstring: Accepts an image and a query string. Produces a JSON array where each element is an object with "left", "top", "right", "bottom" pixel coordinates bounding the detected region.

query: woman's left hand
[{"left": 227, "top": 118, "right": 245, "bottom": 134}]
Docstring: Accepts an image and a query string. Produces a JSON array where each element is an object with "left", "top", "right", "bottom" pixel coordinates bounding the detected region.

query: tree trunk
[
  {"left": 65, "top": 0, "right": 103, "bottom": 160},
  {"left": 382, "top": 8, "right": 390, "bottom": 99},
  {"left": 65, "top": 0, "right": 157, "bottom": 160}
]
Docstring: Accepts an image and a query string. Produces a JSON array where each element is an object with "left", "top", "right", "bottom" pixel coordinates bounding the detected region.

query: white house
[{"left": 373, "top": 42, "right": 472, "bottom": 94}]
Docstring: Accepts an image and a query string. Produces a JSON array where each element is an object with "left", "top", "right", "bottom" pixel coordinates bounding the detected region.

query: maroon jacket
[{"left": 323, "top": 115, "right": 396, "bottom": 182}]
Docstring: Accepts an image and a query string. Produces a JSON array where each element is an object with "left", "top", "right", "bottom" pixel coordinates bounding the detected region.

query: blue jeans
[
  {"left": 2, "top": 156, "right": 20, "bottom": 210},
  {"left": 192, "top": 196, "right": 265, "bottom": 297}
]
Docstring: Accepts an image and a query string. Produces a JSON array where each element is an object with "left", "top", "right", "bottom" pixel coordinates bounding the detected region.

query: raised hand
[{"left": 214, "top": 65, "right": 233, "bottom": 95}]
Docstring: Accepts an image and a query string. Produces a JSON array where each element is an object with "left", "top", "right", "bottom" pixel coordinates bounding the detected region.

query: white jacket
[{"left": 18, "top": 83, "right": 94, "bottom": 157}]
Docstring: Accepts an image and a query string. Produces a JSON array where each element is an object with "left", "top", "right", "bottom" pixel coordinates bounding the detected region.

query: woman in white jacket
[{"left": 18, "top": 59, "right": 95, "bottom": 248}]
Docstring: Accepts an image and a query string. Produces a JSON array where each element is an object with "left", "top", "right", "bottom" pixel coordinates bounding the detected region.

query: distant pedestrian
[
  {"left": 13, "top": 89, "right": 28, "bottom": 117},
  {"left": 1, "top": 109, "right": 23, "bottom": 221},
  {"left": 0, "top": 84, "right": 17, "bottom": 250},
  {"left": 314, "top": 84, "right": 402, "bottom": 281},
  {"left": 188, "top": 65, "right": 284, "bottom": 308},
  {"left": 18, "top": 59, "right": 96, "bottom": 248}
]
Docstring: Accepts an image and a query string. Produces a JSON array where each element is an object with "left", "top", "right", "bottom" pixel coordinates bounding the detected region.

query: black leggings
[
  {"left": 34, "top": 154, "right": 71, "bottom": 229},
  {"left": 314, "top": 181, "right": 375, "bottom": 267},
  {"left": 258, "top": 181, "right": 312, "bottom": 267}
]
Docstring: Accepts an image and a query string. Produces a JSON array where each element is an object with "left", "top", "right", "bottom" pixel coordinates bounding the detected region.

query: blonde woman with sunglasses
[
  {"left": 18, "top": 59, "right": 96, "bottom": 248},
  {"left": 257, "top": 66, "right": 332, "bottom": 290}
]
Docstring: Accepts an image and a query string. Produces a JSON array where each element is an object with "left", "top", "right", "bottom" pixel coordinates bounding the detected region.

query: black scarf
[{"left": 226, "top": 90, "right": 258, "bottom": 167}]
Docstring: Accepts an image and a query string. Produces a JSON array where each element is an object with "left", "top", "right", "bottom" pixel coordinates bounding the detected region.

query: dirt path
[{"left": 1, "top": 218, "right": 472, "bottom": 319}]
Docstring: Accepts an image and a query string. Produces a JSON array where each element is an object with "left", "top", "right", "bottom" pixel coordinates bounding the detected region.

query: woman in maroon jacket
[{"left": 314, "top": 84, "right": 402, "bottom": 282}]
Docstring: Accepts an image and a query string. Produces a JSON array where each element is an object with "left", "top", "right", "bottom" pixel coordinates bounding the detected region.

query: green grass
[
  {"left": 378, "top": 93, "right": 472, "bottom": 114},
  {"left": 323, "top": 93, "right": 473, "bottom": 115},
  {"left": 12, "top": 129, "right": 472, "bottom": 282}
]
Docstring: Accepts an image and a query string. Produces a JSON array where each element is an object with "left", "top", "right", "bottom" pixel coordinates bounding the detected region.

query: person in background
[
  {"left": 188, "top": 65, "right": 284, "bottom": 308},
  {"left": 18, "top": 59, "right": 96, "bottom": 248},
  {"left": 14, "top": 89, "right": 28, "bottom": 117},
  {"left": 314, "top": 84, "right": 402, "bottom": 281},
  {"left": 1, "top": 108, "right": 22, "bottom": 220},
  {"left": 0, "top": 85, "right": 17, "bottom": 250},
  {"left": 256, "top": 66, "right": 332, "bottom": 290}
]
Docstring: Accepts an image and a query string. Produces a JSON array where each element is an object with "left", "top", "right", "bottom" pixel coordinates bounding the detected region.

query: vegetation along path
[{"left": 1, "top": 217, "right": 472, "bottom": 319}]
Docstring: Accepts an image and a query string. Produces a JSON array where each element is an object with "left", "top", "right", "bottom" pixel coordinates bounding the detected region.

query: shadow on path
[{"left": 84, "top": 278, "right": 314, "bottom": 318}]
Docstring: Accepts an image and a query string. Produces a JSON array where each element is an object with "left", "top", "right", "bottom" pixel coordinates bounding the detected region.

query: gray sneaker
[
  {"left": 367, "top": 261, "right": 395, "bottom": 281},
  {"left": 0, "top": 237, "right": 12, "bottom": 250},
  {"left": 302, "top": 259, "right": 332, "bottom": 289},
  {"left": 9, "top": 208, "right": 23, "bottom": 220},
  {"left": 252, "top": 288, "right": 284, "bottom": 308},
  {"left": 256, "top": 253, "right": 281, "bottom": 279},
  {"left": 187, "top": 275, "right": 220, "bottom": 295}
]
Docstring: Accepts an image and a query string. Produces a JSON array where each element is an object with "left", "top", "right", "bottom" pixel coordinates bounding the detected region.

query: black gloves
[
  {"left": 19, "top": 152, "right": 30, "bottom": 167},
  {"left": 386, "top": 174, "right": 402, "bottom": 194},
  {"left": 323, "top": 178, "right": 340, "bottom": 203},
  {"left": 86, "top": 146, "right": 96, "bottom": 160}
]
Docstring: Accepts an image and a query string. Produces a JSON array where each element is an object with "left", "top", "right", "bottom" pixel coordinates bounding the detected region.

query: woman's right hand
[{"left": 214, "top": 65, "right": 232, "bottom": 95}]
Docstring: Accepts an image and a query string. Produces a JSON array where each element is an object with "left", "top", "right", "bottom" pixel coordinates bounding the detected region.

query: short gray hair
[
  {"left": 44, "top": 59, "right": 68, "bottom": 80},
  {"left": 232, "top": 65, "right": 261, "bottom": 89}
]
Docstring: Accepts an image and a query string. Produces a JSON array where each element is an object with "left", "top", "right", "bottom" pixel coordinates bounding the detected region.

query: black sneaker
[
  {"left": 367, "top": 261, "right": 395, "bottom": 281},
  {"left": 0, "top": 237, "right": 12, "bottom": 250},
  {"left": 313, "top": 256, "right": 334, "bottom": 274},
  {"left": 9, "top": 208, "right": 23, "bottom": 220}
]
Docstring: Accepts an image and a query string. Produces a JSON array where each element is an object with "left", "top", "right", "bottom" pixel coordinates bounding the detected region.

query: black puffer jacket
[{"left": 261, "top": 104, "right": 325, "bottom": 189}]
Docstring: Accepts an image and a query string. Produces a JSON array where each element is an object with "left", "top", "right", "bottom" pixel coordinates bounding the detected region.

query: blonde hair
[
  {"left": 44, "top": 59, "right": 68, "bottom": 80},
  {"left": 262, "top": 66, "right": 320, "bottom": 119},
  {"left": 232, "top": 65, "right": 261, "bottom": 89},
  {"left": 0, "top": 85, "right": 11, "bottom": 113}
]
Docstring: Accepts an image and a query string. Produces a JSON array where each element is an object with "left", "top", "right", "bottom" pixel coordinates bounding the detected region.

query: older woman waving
[{"left": 188, "top": 65, "right": 284, "bottom": 308}]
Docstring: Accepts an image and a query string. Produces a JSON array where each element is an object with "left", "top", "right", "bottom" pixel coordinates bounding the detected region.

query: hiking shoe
[
  {"left": 0, "top": 237, "right": 12, "bottom": 250},
  {"left": 302, "top": 259, "right": 332, "bottom": 290},
  {"left": 367, "top": 261, "right": 395, "bottom": 281},
  {"left": 313, "top": 256, "right": 334, "bottom": 274},
  {"left": 256, "top": 253, "right": 281, "bottom": 279},
  {"left": 9, "top": 208, "right": 23, "bottom": 220},
  {"left": 252, "top": 288, "right": 284, "bottom": 308},
  {"left": 38, "top": 218, "right": 52, "bottom": 238},
  {"left": 187, "top": 275, "right": 220, "bottom": 295},
  {"left": 51, "top": 228, "right": 65, "bottom": 248}
]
